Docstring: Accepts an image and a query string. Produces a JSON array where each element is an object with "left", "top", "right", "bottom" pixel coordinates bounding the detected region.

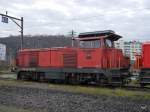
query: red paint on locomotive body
[
  {"left": 16, "top": 47, "right": 129, "bottom": 69},
  {"left": 77, "top": 48, "right": 102, "bottom": 68},
  {"left": 77, "top": 48, "right": 129, "bottom": 69},
  {"left": 38, "top": 49, "right": 51, "bottom": 67},
  {"left": 16, "top": 50, "right": 39, "bottom": 67},
  {"left": 50, "top": 48, "right": 63, "bottom": 68}
]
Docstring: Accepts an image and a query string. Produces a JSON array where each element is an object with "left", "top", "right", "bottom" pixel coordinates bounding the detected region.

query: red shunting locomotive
[
  {"left": 16, "top": 30, "right": 130, "bottom": 86},
  {"left": 134, "top": 42, "right": 150, "bottom": 87}
]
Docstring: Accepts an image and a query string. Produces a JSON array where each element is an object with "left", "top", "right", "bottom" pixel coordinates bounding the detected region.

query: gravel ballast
[{"left": 0, "top": 85, "right": 149, "bottom": 112}]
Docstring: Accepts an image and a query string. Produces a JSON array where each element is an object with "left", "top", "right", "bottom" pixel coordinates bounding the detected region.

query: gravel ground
[{"left": 0, "top": 85, "right": 149, "bottom": 112}]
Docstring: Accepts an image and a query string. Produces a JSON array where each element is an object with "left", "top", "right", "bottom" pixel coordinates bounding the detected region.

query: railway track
[
  {"left": 84, "top": 84, "right": 150, "bottom": 92},
  {"left": 0, "top": 73, "right": 150, "bottom": 92},
  {"left": 122, "top": 85, "right": 150, "bottom": 92}
]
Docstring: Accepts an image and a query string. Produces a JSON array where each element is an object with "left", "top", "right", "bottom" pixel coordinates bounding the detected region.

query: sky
[{"left": 0, "top": 0, "right": 150, "bottom": 41}]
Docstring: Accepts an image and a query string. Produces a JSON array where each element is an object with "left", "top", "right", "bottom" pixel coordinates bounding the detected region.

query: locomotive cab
[
  {"left": 72, "top": 30, "right": 130, "bottom": 85},
  {"left": 75, "top": 30, "right": 121, "bottom": 48}
]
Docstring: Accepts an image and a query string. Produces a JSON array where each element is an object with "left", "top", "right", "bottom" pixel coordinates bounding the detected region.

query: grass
[
  {"left": 0, "top": 79, "right": 150, "bottom": 100},
  {"left": 48, "top": 84, "right": 150, "bottom": 99},
  {"left": 0, "top": 80, "right": 36, "bottom": 86},
  {"left": 0, "top": 66, "right": 10, "bottom": 71},
  {"left": 0, "top": 68, "right": 12, "bottom": 75},
  {"left": 0, "top": 105, "right": 35, "bottom": 112}
]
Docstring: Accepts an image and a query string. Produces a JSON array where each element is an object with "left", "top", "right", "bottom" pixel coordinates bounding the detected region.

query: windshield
[{"left": 79, "top": 40, "right": 100, "bottom": 48}]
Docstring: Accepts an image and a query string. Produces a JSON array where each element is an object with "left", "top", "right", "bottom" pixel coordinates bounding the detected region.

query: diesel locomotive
[{"left": 16, "top": 30, "right": 130, "bottom": 86}]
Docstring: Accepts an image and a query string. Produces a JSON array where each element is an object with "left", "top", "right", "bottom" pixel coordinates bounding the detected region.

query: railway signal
[
  {"left": 1, "top": 16, "right": 8, "bottom": 23},
  {"left": 0, "top": 11, "right": 24, "bottom": 49},
  {"left": 1, "top": 11, "right": 8, "bottom": 23}
]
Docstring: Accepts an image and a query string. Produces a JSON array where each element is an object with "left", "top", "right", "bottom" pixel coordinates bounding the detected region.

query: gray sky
[{"left": 0, "top": 0, "right": 150, "bottom": 40}]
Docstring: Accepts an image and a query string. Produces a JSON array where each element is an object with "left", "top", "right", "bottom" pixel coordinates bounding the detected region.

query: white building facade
[
  {"left": 115, "top": 40, "right": 142, "bottom": 61},
  {"left": 0, "top": 43, "right": 6, "bottom": 61}
]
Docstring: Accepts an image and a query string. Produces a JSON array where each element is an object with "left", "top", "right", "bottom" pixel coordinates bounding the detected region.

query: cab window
[
  {"left": 105, "top": 39, "right": 113, "bottom": 48},
  {"left": 79, "top": 40, "right": 101, "bottom": 48}
]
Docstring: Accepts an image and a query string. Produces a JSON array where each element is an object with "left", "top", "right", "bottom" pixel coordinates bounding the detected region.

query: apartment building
[{"left": 115, "top": 40, "right": 142, "bottom": 61}]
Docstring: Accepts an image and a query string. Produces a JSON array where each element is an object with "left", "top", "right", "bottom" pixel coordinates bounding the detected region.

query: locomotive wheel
[
  {"left": 17, "top": 73, "right": 21, "bottom": 80},
  {"left": 17, "top": 72, "right": 26, "bottom": 80},
  {"left": 96, "top": 74, "right": 109, "bottom": 86},
  {"left": 20, "top": 74, "right": 26, "bottom": 80},
  {"left": 65, "top": 73, "right": 79, "bottom": 85},
  {"left": 140, "top": 83, "right": 146, "bottom": 87},
  {"left": 36, "top": 72, "right": 45, "bottom": 82}
]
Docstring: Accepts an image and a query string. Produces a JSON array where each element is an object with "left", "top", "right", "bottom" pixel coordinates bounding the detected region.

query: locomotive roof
[
  {"left": 79, "top": 30, "right": 115, "bottom": 37},
  {"left": 78, "top": 30, "right": 122, "bottom": 41}
]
